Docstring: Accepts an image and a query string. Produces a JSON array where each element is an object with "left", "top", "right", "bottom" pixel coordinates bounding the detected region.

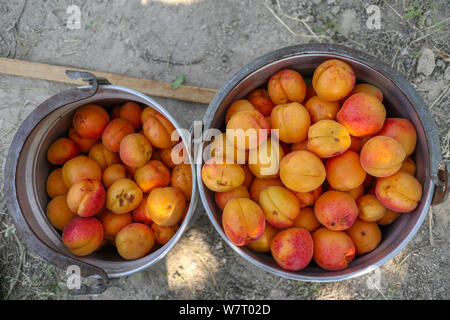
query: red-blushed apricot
[
  {"left": 375, "top": 171, "right": 422, "bottom": 213},
  {"left": 101, "top": 118, "right": 135, "bottom": 152},
  {"left": 46, "top": 195, "right": 78, "bottom": 231},
  {"left": 345, "top": 218, "right": 381, "bottom": 255},
  {"left": 102, "top": 163, "right": 128, "bottom": 188},
  {"left": 132, "top": 195, "right": 153, "bottom": 226},
  {"left": 349, "top": 136, "right": 362, "bottom": 153},
  {"left": 360, "top": 136, "right": 406, "bottom": 177},
  {"left": 68, "top": 126, "right": 98, "bottom": 153},
  {"left": 247, "top": 223, "right": 279, "bottom": 253},
  {"left": 171, "top": 164, "right": 192, "bottom": 201},
  {"left": 259, "top": 186, "right": 300, "bottom": 228},
  {"left": 326, "top": 150, "right": 366, "bottom": 191},
  {"left": 47, "top": 138, "right": 79, "bottom": 165},
  {"left": 111, "top": 106, "right": 122, "bottom": 119},
  {"left": 268, "top": 69, "right": 307, "bottom": 105},
  {"left": 46, "top": 168, "right": 69, "bottom": 198},
  {"left": 304, "top": 86, "right": 317, "bottom": 102},
  {"left": 248, "top": 89, "right": 275, "bottom": 117},
  {"left": 307, "top": 120, "right": 351, "bottom": 158},
  {"left": 62, "top": 217, "right": 104, "bottom": 256},
  {"left": 143, "top": 113, "right": 177, "bottom": 149},
  {"left": 222, "top": 198, "right": 265, "bottom": 246},
  {"left": 280, "top": 151, "right": 326, "bottom": 193},
  {"left": 249, "top": 177, "right": 284, "bottom": 202},
  {"left": 312, "top": 59, "right": 355, "bottom": 102},
  {"left": 208, "top": 133, "right": 248, "bottom": 164},
  {"left": 400, "top": 157, "right": 416, "bottom": 176},
  {"left": 248, "top": 139, "right": 285, "bottom": 179},
  {"left": 115, "top": 223, "right": 155, "bottom": 260},
  {"left": 119, "top": 133, "right": 152, "bottom": 168},
  {"left": 314, "top": 191, "right": 358, "bottom": 231},
  {"left": 119, "top": 102, "right": 142, "bottom": 130},
  {"left": 241, "top": 164, "right": 254, "bottom": 189},
  {"left": 312, "top": 228, "right": 355, "bottom": 270},
  {"left": 291, "top": 140, "right": 309, "bottom": 152},
  {"left": 141, "top": 106, "right": 160, "bottom": 124},
  {"left": 226, "top": 110, "right": 269, "bottom": 150},
  {"left": 146, "top": 187, "right": 186, "bottom": 226},
  {"left": 271, "top": 102, "right": 311, "bottom": 144},
  {"left": 294, "top": 185, "right": 323, "bottom": 208},
  {"left": 73, "top": 104, "right": 110, "bottom": 140},
  {"left": 160, "top": 144, "right": 188, "bottom": 169},
  {"left": 215, "top": 185, "right": 250, "bottom": 211},
  {"left": 99, "top": 211, "right": 133, "bottom": 242},
  {"left": 135, "top": 160, "right": 171, "bottom": 193},
  {"left": 106, "top": 178, "right": 143, "bottom": 214},
  {"left": 201, "top": 157, "right": 245, "bottom": 192},
  {"left": 151, "top": 223, "right": 179, "bottom": 245},
  {"left": 292, "top": 207, "right": 322, "bottom": 232},
  {"left": 345, "top": 184, "right": 365, "bottom": 200},
  {"left": 356, "top": 194, "right": 387, "bottom": 222},
  {"left": 271, "top": 227, "right": 313, "bottom": 271},
  {"left": 304, "top": 96, "right": 340, "bottom": 123},
  {"left": 350, "top": 83, "right": 383, "bottom": 102},
  {"left": 88, "top": 143, "right": 120, "bottom": 170},
  {"left": 375, "top": 118, "right": 417, "bottom": 156},
  {"left": 66, "top": 179, "right": 105, "bottom": 217},
  {"left": 376, "top": 209, "right": 401, "bottom": 226},
  {"left": 225, "top": 100, "right": 255, "bottom": 123},
  {"left": 337, "top": 93, "right": 386, "bottom": 137},
  {"left": 62, "top": 155, "right": 102, "bottom": 188}
]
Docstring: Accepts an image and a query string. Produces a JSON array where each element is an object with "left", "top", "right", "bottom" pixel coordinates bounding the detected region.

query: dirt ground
[{"left": 0, "top": 0, "right": 449, "bottom": 300}]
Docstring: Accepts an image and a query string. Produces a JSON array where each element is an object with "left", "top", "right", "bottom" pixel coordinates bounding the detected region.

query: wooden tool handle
[{"left": 0, "top": 57, "right": 217, "bottom": 104}]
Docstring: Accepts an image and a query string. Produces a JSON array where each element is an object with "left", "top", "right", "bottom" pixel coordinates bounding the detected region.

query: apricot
[
  {"left": 222, "top": 198, "right": 265, "bottom": 246},
  {"left": 73, "top": 104, "right": 110, "bottom": 140},
  {"left": 248, "top": 139, "right": 285, "bottom": 179},
  {"left": 88, "top": 143, "right": 120, "bottom": 170},
  {"left": 351, "top": 83, "right": 383, "bottom": 102},
  {"left": 46, "top": 168, "right": 69, "bottom": 198},
  {"left": 268, "top": 69, "right": 307, "bottom": 105},
  {"left": 68, "top": 126, "right": 98, "bottom": 153},
  {"left": 46, "top": 195, "right": 78, "bottom": 231},
  {"left": 376, "top": 209, "right": 402, "bottom": 226},
  {"left": 241, "top": 164, "right": 254, "bottom": 189},
  {"left": 209, "top": 133, "right": 247, "bottom": 164},
  {"left": 152, "top": 223, "right": 179, "bottom": 245},
  {"left": 146, "top": 187, "right": 186, "bottom": 226},
  {"left": 312, "top": 228, "right": 355, "bottom": 270},
  {"left": 99, "top": 211, "right": 133, "bottom": 242},
  {"left": 356, "top": 194, "right": 386, "bottom": 222},
  {"left": 295, "top": 185, "right": 322, "bottom": 208},
  {"left": 312, "top": 59, "right": 355, "bottom": 102},
  {"left": 249, "top": 177, "right": 284, "bottom": 202},
  {"left": 314, "top": 191, "right": 358, "bottom": 231},
  {"left": 305, "top": 96, "right": 340, "bottom": 123},
  {"left": 326, "top": 150, "right": 366, "bottom": 191},
  {"left": 171, "top": 164, "right": 193, "bottom": 201},
  {"left": 102, "top": 163, "right": 128, "bottom": 188},
  {"left": 215, "top": 185, "right": 250, "bottom": 210},
  {"left": 375, "top": 118, "right": 417, "bottom": 156},
  {"left": 226, "top": 110, "right": 269, "bottom": 150},
  {"left": 349, "top": 136, "right": 362, "bottom": 153},
  {"left": 160, "top": 144, "right": 188, "bottom": 169},
  {"left": 115, "top": 223, "right": 155, "bottom": 260},
  {"left": 141, "top": 106, "right": 160, "bottom": 124},
  {"left": 62, "top": 217, "right": 104, "bottom": 256},
  {"left": 248, "top": 89, "right": 275, "bottom": 117},
  {"left": 247, "top": 223, "right": 279, "bottom": 253},
  {"left": 400, "top": 157, "right": 416, "bottom": 176},
  {"left": 259, "top": 186, "right": 300, "bottom": 228},
  {"left": 132, "top": 195, "right": 153, "bottom": 226},
  {"left": 62, "top": 155, "right": 102, "bottom": 187},
  {"left": 225, "top": 99, "right": 256, "bottom": 123},
  {"left": 66, "top": 179, "right": 105, "bottom": 217},
  {"left": 337, "top": 93, "right": 386, "bottom": 137},
  {"left": 47, "top": 138, "right": 79, "bottom": 165},
  {"left": 346, "top": 184, "right": 365, "bottom": 200},
  {"left": 292, "top": 207, "right": 322, "bottom": 232},
  {"left": 106, "top": 178, "right": 143, "bottom": 214},
  {"left": 375, "top": 171, "right": 422, "bottom": 213},
  {"left": 135, "top": 160, "right": 171, "bottom": 193},
  {"left": 201, "top": 157, "right": 244, "bottom": 192},
  {"left": 271, "top": 227, "right": 313, "bottom": 271},
  {"left": 119, "top": 133, "right": 153, "bottom": 168},
  {"left": 279, "top": 151, "right": 326, "bottom": 193},
  {"left": 360, "top": 136, "right": 406, "bottom": 177},
  {"left": 101, "top": 118, "right": 135, "bottom": 152},
  {"left": 119, "top": 102, "right": 142, "bottom": 130},
  {"left": 345, "top": 219, "right": 381, "bottom": 255},
  {"left": 270, "top": 102, "right": 311, "bottom": 144},
  {"left": 307, "top": 120, "right": 351, "bottom": 158},
  {"left": 143, "top": 112, "right": 177, "bottom": 149}
]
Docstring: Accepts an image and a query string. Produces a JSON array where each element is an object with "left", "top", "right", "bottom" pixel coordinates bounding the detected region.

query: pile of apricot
[
  {"left": 45, "top": 102, "right": 192, "bottom": 260},
  {"left": 202, "top": 59, "right": 422, "bottom": 271}
]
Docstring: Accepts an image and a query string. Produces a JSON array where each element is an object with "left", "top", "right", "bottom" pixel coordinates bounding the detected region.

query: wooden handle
[{"left": 0, "top": 57, "right": 218, "bottom": 104}]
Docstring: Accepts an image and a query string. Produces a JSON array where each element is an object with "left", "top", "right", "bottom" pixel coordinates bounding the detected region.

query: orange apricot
[
  {"left": 73, "top": 104, "right": 110, "bottom": 140},
  {"left": 268, "top": 69, "right": 307, "bottom": 105},
  {"left": 46, "top": 195, "right": 78, "bottom": 231},
  {"left": 314, "top": 191, "right": 358, "bottom": 231},
  {"left": 270, "top": 102, "right": 311, "bottom": 144},
  {"left": 47, "top": 138, "right": 79, "bottom": 165},
  {"left": 312, "top": 59, "right": 355, "bottom": 102}
]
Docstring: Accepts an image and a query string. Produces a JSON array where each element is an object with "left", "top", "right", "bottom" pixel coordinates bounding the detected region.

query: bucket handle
[{"left": 432, "top": 168, "right": 449, "bottom": 205}]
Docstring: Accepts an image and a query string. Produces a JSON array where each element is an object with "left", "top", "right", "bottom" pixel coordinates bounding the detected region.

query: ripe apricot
[
  {"left": 246, "top": 223, "right": 279, "bottom": 253},
  {"left": 271, "top": 227, "right": 313, "bottom": 271},
  {"left": 106, "top": 178, "right": 143, "bottom": 214},
  {"left": 135, "top": 160, "right": 171, "bottom": 193},
  {"left": 307, "top": 120, "right": 351, "bottom": 158},
  {"left": 146, "top": 187, "right": 186, "bottom": 226},
  {"left": 304, "top": 96, "right": 340, "bottom": 123},
  {"left": 88, "top": 143, "right": 120, "bottom": 170},
  {"left": 345, "top": 219, "right": 381, "bottom": 255},
  {"left": 62, "top": 217, "right": 104, "bottom": 256},
  {"left": 375, "top": 118, "right": 417, "bottom": 156},
  {"left": 132, "top": 195, "right": 153, "bottom": 226},
  {"left": 119, "top": 133, "right": 153, "bottom": 168},
  {"left": 248, "top": 89, "right": 275, "bottom": 117},
  {"left": 376, "top": 209, "right": 401, "bottom": 226},
  {"left": 141, "top": 106, "right": 160, "bottom": 124},
  {"left": 350, "top": 83, "right": 383, "bottom": 102},
  {"left": 102, "top": 163, "right": 129, "bottom": 188},
  {"left": 249, "top": 177, "right": 284, "bottom": 202},
  {"left": 99, "top": 211, "right": 133, "bottom": 242},
  {"left": 248, "top": 138, "right": 285, "bottom": 179},
  {"left": 292, "top": 206, "right": 322, "bottom": 233},
  {"left": 102, "top": 118, "right": 135, "bottom": 152},
  {"left": 356, "top": 194, "right": 387, "bottom": 222},
  {"left": 259, "top": 186, "right": 300, "bottom": 229},
  {"left": 201, "top": 157, "right": 244, "bottom": 192},
  {"left": 400, "top": 157, "right": 416, "bottom": 176},
  {"left": 68, "top": 126, "right": 98, "bottom": 153},
  {"left": 67, "top": 179, "right": 106, "bottom": 217},
  {"left": 225, "top": 99, "right": 256, "bottom": 123},
  {"left": 62, "top": 155, "right": 102, "bottom": 187},
  {"left": 73, "top": 104, "right": 110, "bottom": 140},
  {"left": 151, "top": 223, "right": 179, "bottom": 245},
  {"left": 171, "top": 164, "right": 193, "bottom": 201},
  {"left": 326, "top": 150, "right": 366, "bottom": 191},
  {"left": 47, "top": 138, "right": 79, "bottom": 165},
  {"left": 295, "top": 185, "right": 323, "bottom": 208},
  {"left": 226, "top": 110, "right": 269, "bottom": 150},
  {"left": 312, "top": 59, "right": 355, "bottom": 102},
  {"left": 46, "top": 195, "right": 78, "bottom": 231},
  {"left": 270, "top": 102, "right": 311, "bottom": 144},
  {"left": 119, "top": 102, "right": 142, "bottom": 130},
  {"left": 208, "top": 133, "right": 248, "bottom": 164},
  {"left": 143, "top": 112, "right": 177, "bottom": 149},
  {"left": 314, "top": 191, "right": 358, "bottom": 231},
  {"left": 46, "top": 168, "right": 69, "bottom": 198},
  {"left": 215, "top": 185, "right": 250, "bottom": 210},
  {"left": 115, "top": 223, "right": 155, "bottom": 260},
  {"left": 268, "top": 69, "right": 307, "bottom": 105},
  {"left": 312, "top": 228, "right": 355, "bottom": 271},
  {"left": 160, "top": 144, "right": 188, "bottom": 169}
]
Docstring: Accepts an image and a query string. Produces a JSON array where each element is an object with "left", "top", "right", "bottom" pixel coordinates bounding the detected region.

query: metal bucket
[
  {"left": 4, "top": 72, "right": 198, "bottom": 293},
  {"left": 197, "top": 44, "right": 448, "bottom": 282}
]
